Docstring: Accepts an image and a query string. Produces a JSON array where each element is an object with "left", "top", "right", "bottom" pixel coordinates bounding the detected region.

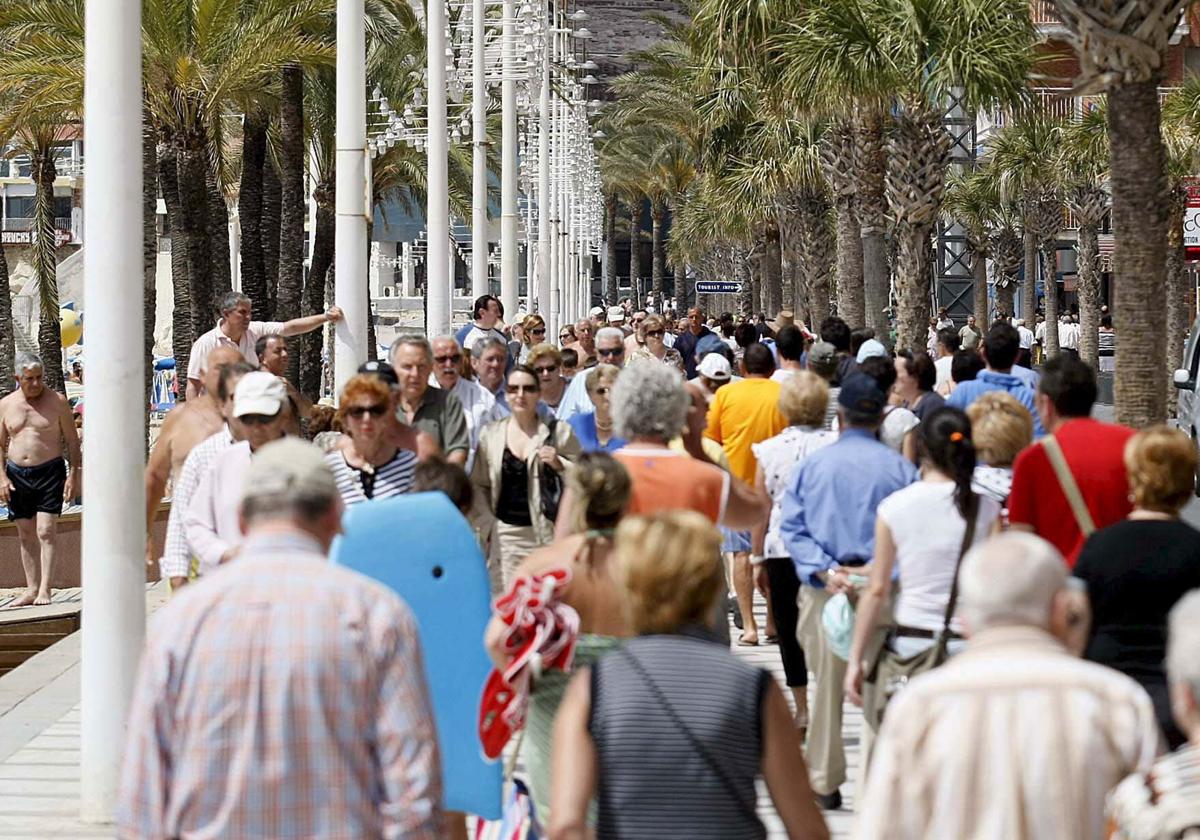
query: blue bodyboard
[{"left": 333, "top": 492, "right": 502, "bottom": 820}]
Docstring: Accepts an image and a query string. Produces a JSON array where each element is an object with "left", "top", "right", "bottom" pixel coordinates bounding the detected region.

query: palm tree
[
  {"left": 239, "top": 108, "right": 271, "bottom": 317},
  {"left": 1059, "top": 106, "right": 1110, "bottom": 372},
  {"left": 1052, "top": 0, "right": 1189, "bottom": 426},
  {"left": 821, "top": 120, "right": 864, "bottom": 326}
]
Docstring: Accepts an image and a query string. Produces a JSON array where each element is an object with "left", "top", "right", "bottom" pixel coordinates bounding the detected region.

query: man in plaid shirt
[{"left": 119, "top": 438, "right": 443, "bottom": 838}]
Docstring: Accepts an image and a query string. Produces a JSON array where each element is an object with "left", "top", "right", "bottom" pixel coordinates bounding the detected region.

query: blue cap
[{"left": 837, "top": 372, "right": 887, "bottom": 415}]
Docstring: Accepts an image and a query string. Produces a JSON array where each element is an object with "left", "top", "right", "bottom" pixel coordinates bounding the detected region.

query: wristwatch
[{"left": 748, "top": 553, "right": 766, "bottom": 566}]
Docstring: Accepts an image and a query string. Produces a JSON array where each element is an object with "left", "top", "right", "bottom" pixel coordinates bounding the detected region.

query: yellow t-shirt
[{"left": 704, "top": 378, "right": 786, "bottom": 484}]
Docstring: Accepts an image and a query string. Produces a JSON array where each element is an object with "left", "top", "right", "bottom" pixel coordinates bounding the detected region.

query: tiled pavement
[{"left": 0, "top": 591, "right": 858, "bottom": 838}]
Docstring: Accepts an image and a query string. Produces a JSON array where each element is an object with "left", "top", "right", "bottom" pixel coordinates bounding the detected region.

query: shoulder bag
[
  {"left": 863, "top": 493, "right": 978, "bottom": 732},
  {"left": 538, "top": 418, "right": 563, "bottom": 523},
  {"left": 1041, "top": 434, "right": 1096, "bottom": 538}
]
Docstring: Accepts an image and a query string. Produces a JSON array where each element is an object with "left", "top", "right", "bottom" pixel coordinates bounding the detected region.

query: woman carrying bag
[{"left": 843, "top": 407, "right": 1001, "bottom": 730}]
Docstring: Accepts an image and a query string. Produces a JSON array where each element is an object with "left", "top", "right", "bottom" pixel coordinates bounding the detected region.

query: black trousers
[{"left": 765, "top": 556, "right": 808, "bottom": 687}]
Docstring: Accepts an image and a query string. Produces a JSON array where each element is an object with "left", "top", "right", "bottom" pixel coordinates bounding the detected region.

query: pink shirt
[
  {"left": 186, "top": 319, "right": 285, "bottom": 382},
  {"left": 184, "top": 440, "right": 252, "bottom": 571}
]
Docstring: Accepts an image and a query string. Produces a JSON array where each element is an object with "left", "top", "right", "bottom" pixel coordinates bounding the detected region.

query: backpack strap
[{"left": 1041, "top": 435, "right": 1096, "bottom": 537}]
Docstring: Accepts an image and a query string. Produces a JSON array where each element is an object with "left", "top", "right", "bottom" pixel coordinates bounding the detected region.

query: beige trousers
[
  {"left": 491, "top": 521, "right": 540, "bottom": 594},
  {"left": 797, "top": 585, "right": 847, "bottom": 796}
]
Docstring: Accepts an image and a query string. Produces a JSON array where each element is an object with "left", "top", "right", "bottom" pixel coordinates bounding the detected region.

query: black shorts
[{"left": 6, "top": 458, "right": 66, "bottom": 520}]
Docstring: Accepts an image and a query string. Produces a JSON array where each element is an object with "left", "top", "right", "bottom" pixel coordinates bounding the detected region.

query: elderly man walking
[
  {"left": 780, "top": 373, "right": 917, "bottom": 810},
  {"left": 856, "top": 532, "right": 1159, "bottom": 840},
  {"left": 119, "top": 438, "right": 443, "bottom": 839},
  {"left": 430, "top": 335, "right": 503, "bottom": 470},
  {"left": 390, "top": 335, "right": 470, "bottom": 465},
  {"left": 185, "top": 290, "right": 343, "bottom": 399},
  {"left": 554, "top": 327, "right": 627, "bottom": 421},
  {"left": 0, "top": 353, "right": 81, "bottom": 607}
]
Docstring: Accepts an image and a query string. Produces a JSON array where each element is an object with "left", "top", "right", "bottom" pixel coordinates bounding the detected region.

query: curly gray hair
[{"left": 611, "top": 360, "right": 689, "bottom": 443}]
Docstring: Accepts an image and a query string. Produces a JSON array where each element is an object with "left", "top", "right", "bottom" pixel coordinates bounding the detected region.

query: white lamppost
[
  {"left": 80, "top": 0, "right": 145, "bottom": 819},
  {"left": 334, "top": 0, "right": 368, "bottom": 392},
  {"left": 470, "top": 0, "right": 488, "bottom": 301},
  {"left": 499, "top": 0, "right": 519, "bottom": 318},
  {"left": 536, "top": 9, "right": 552, "bottom": 335},
  {"left": 426, "top": 0, "right": 451, "bottom": 336}
]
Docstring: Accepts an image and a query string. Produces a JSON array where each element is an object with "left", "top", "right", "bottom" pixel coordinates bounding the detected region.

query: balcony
[
  {"left": 1030, "top": 0, "right": 1063, "bottom": 26},
  {"left": 2, "top": 217, "right": 72, "bottom": 232},
  {"left": 987, "top": 86, "right": 1180, "bottom": 130}
]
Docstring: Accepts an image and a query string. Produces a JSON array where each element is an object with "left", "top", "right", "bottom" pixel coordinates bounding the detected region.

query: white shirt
[
  {"left": 934, "top": 355, "right": 953, "bottom": 394},
  {"left": 186, "top": 319, "right": 285, "bottom": 383},
  {"left": 752, "top": 426, "right": 836, "bottom": 556},
  {"left": 876, "top": 481, "right": 1000, "bottom": 631},
  {"left": 460, "top": 325, "right": 507, "bottom": 354},
  {"left": 1018, "top": 325, "right": 1034, "bottom": 350},
  {"left": 1061, "top": 322, "right": 1081, "bottom": 350},
  {"left": 160, "top": 427, "right": 235, "bottom": 578},
  {"left": 434, "top": 376, "right": 505, "bottom": 472},
  {"left": 1035, "top": 321, "right": 1047, "bottom": 342},
  {"left": 185, "top": 440, "right": 253, "bottom": 573},
  {"left": 769, "top": 368, "right": 799, "bottom": 384},
  {"left": 857, "top": 626, "right": 1159, "bottom": 840}
]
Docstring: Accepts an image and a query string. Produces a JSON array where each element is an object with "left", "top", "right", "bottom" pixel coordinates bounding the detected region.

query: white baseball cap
[
  {"left": 589, "top": 306, "right": 605, "bottom": 318},
  {"left": 233, "top": 371, "right": 288, "bottom": 418},
  {"left": 697, "top": 353, "right": 732, "bottom": 381},
  {"left": 607, "top": 305, "right": 626, "bottom": 323}
]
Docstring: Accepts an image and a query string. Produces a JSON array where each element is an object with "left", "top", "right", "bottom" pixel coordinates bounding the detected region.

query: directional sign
[{"left": 695, "top": 280, "right": 742, "bottom": 294}]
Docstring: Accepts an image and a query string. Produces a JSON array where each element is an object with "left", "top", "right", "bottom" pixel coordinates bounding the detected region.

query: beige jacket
[{"left": 469, "top": 416, "right": 581, "bottom": 545}]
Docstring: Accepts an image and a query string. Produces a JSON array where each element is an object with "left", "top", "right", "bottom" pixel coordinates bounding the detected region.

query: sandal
[
  {"left": 736, "top": 632, "right": 758, "bottom": 647},
  {"left": 764, "top": 633, "right": 779, "bottom": 645}
]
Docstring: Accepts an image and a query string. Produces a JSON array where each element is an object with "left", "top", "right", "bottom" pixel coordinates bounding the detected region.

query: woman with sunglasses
[
  {"left": 527, "top": 343, "right": 568, "bottom": 416},
  {"left": 566, "top": 364, "right": 626, "bottom": 454},
  {"left": 324, "top": 374, "right": 418, "bottom": 506},
  {"left": 558, "top": 324, "right": 577, "bottom": 348},
  {"left": 630, "top": 314, "right": 684, "bottom": 373},
  {"left": 471, "top": 365, "right": 582, "bottom": 589},
  {"left": 513, "top": 314, "right": 548, "bottom": 364}
]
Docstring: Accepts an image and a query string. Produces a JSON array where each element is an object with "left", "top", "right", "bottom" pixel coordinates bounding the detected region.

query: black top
[
  {"left": 911, "top": 390, "right": 946, "bottom": 422},
  {"left": 1075, "top": 519, "right": 1200, "bottom": 679},
  {"left": 497, "top": 447, "right": 533, "bottom": 526}
]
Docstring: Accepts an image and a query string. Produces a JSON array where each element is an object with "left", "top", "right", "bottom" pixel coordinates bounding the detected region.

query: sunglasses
[
  {"left": 506, "top": 384, "right": 540, "bottom": 394},
  {"left": 646, "top": 329, "right": 665, "bottom": 338},
  {"left": 597, "top": 347, "right": 624, "bottom": 358},
  {"left": 347, "top": 404, "right": 388, "bottom": 419},
  {"left": 434, "top": 354, "right": 461, "bottom": 364},
  {"left": 530, "top": 327, "right": 546, "bottom": 335},
  {"left": 533, "top": 364, "right": 559, "bottom": 375},
  {"left": 239, "top": 412, "right": 280, "bottom": 426}
]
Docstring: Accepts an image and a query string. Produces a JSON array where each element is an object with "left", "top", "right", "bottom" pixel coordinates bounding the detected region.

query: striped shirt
[
  {"left": 590, "top": 634, "right": 770, "bottom": 839},
  {"left": 856, "top": 626, "right": 1160, "bottom": 840},
  {"left": 118, "top": 530, "right": 443, "bottom": 840},
  {"left": 325, "top": 448, "right": 418, "bottom": 505},
  {"left": 159, "top": 426, "right": 234, "bottom": 579},
  {"left": 1108, "top": 743, "right": 1200, "bottom": 840}
]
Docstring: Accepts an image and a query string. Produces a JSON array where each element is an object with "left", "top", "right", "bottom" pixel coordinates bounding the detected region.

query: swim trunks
[{"left": 6, "top": 458, "right": 67, "bottom": 520}]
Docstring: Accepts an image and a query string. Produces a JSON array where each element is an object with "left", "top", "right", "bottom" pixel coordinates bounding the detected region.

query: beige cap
[
  {"left": 233, "top": 371, "right": 287, "bottom": 418},
  {"left": 243, "top": 438, "right": 338, "bottom": 502}
]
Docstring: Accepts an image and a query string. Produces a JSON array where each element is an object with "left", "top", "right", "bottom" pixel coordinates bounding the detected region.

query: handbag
[
  {"left": 862, "top": 493, "right": 978, "bottom": 732},
  {"left": 538, "top": 418, "right": 563, "bottom": 523}
]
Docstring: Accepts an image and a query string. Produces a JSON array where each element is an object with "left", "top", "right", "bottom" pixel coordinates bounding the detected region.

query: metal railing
[
  {"left": 989, "top": 86, "right": 1179, "bottom": 129},
  {"left": 2, "top": 217, "right": 73, "bottom": 232},
  {"left": 1030, "top": 0, "right": 1062, "bottom": 25}
]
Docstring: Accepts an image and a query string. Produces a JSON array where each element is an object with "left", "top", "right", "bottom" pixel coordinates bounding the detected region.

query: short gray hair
[
  {"left": 14, "top": 353, "right": 42, "bottom": 376},
  {"left": 958, "top": 533, "right": 1067, "bottom": 631},
  {"left": 611, "top": 360, "right": 688, "bottom": 442},
  {"left": 472, "top": 335, "right": 508, "bottom": 358},
  {"left": 219, "top": 291, "right": 251, "bottom": 315},
  {"left": 595, "top": 326, "right": 624, "bottom": 345},
  {"left": 389, "top": 334, "right": 433, "bottom": 363},
  {"left": 1168, "top": 590, "right": 1200, "bottom": 699}
]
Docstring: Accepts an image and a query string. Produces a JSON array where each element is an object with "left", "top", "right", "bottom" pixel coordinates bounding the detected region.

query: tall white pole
[
  {"left": 81, "top": 0, "right": 145, "bottom": 820},
  {"left": 537, "top": 22, "right": 552, "bottom": 331},
  {"left": 427, "top": 0, "right": 451, "bottom": 335},
  {"left": 471, "top": 0, "right": 488, "bottom": 300},
  {"left": 335, "top": 0, "right": 368, "bottom": 393},
  {"left": 499, "top": 0, "right": 519, "bottom": 318}
]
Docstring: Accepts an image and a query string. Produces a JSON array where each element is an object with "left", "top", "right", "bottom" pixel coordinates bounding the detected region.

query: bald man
[{"left": 144, "top": 345, "right": 242, "bottom": 563}]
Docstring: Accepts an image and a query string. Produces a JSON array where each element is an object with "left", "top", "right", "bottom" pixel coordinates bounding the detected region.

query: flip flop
[
  {"left": 736, "top": 633, "right": 758, "bottom": 647},
  {"left": 764, "top": 634, "right": 779, "bottom": 645}
]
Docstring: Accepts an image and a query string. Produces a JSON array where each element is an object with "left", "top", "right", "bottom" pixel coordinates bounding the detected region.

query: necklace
[{"left": 595, "top": 416, "right": 613, "bottom": 431}]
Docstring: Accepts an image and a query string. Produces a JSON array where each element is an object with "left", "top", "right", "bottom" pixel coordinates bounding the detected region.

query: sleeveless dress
[{"left": 589, "top": 632, "right": 770, "bottom": 839}]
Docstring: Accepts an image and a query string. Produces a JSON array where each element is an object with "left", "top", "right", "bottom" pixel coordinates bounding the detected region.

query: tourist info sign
[{"left": 696, "top": 280, "right": 742, "bottom": 294}]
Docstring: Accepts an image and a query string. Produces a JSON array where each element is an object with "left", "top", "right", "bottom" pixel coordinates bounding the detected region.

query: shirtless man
[
  {"left": 0, "top": 354, "right": 82, "bottom": 607},
  {"left": 144, "top": 345, "right": 242, "bottom": 565}
]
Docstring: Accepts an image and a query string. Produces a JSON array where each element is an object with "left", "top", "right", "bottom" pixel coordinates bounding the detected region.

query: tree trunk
[
  {"left": 736, "top": 249, "right": 754, "bottom": 316},
  {"left": 972, "top": 247, "right": 989, "bottom": 325},
  {"left": 177, "top": 132, "right": 214, "bottom": 341},
  {"left": 651, "top": 197, "right": 665, "bottom": 300},
  {"left": 1166, "top": 186, "right": 1187, "bottom": 416},
  {"left": 1040, "top": 239, "right": 1060, "bottom": 356},
  {"left": 239, "top": 110, "right": 269, "bottom": 318},
  {"left": 278, "top": 65, "right": 306, "bottom": 384},
  {"left": 603, "top": 192, "right": 618, "bottom": 304},
  {"left": 991, "top": 225, "right": 1021, "bottom": 322},
  {"left": 143, "top": 119, "right": 158, "bottom": 443},
  {"left": 159, "top": 140, "right": 192, "bottom": 400},
  {"left": 1110, "top": 80, "right": 1168, "bottom": 427},
  {"left": 262, "top": 155, "right": 282, "bottom": 317},
  {"left": 301, "top": 186, "right": 334, "bottom": 402},
  {"left": 996, "top": 278, "right": 1015, "bottom": 318},
  {"left": 893, "top": 223, "right": 934, "bottom": 353},
  {"left": 674, "top": 260, "right": 689, "bottom": 310},
  {"left": 856, "top": 109, "right": 889, "bottom": 340},
  {"left": 1077, "top": 223, "right": 1102, "bottom": 372},
  {"left": 833, "top": 199, "right": 863, "bottom": 323},
  {"left": 208, "top": 166, "right": 231, "bottom": 298},
  {"left": 32, "top": 147, "right": 64, "bottom": 394},
  {"left": 763, "top": 220, "right": 783, "bottom": 316},
  {"left": 1022, "top": 227, "right": 1037, "bottom": 321},
  {"left": 628, "top": 199, "right": 642, "bottom": 301},
  {"left": 0, "top": 238, "right": 13, "bottom": 399},
  {"left": 796, "top": 194, "right": 834, "bottom": 328}
]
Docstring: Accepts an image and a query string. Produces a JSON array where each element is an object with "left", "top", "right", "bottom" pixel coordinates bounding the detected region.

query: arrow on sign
[{"left": 695, "top": 280, "right": 742, "bottom": 294}]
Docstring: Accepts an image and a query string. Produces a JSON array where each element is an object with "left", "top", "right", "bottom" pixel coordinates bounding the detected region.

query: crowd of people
[{"left": 110, "top": 291, "right": 1200, "bottom": 839}]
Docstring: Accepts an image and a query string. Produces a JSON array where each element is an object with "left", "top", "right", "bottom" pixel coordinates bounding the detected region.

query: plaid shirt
[
  {"left": 119, "top": 531, "right": 443, "bottom": 839},
  {"left": 159, "top": 426, "right": 234, "bottom": 579}
]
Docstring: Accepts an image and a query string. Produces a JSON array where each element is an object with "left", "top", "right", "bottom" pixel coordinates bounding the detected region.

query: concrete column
[
  {"left": 401, "top": 241, "right": 417, "bottom": 296},
  {"left": 334, "top": 0, "right": 368, "bottom": 394},
  {"left": 80, "top": 0, "right": 146, "bottom": 820},
  {"left": 470, "top": 0, "right": 488, "bottom": 300},
  {"left": 426, "top": 0, "right": 451, "bottom": 336},
  {"left": 499, "top": 0, "right": 519, "bottom": 318}
]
